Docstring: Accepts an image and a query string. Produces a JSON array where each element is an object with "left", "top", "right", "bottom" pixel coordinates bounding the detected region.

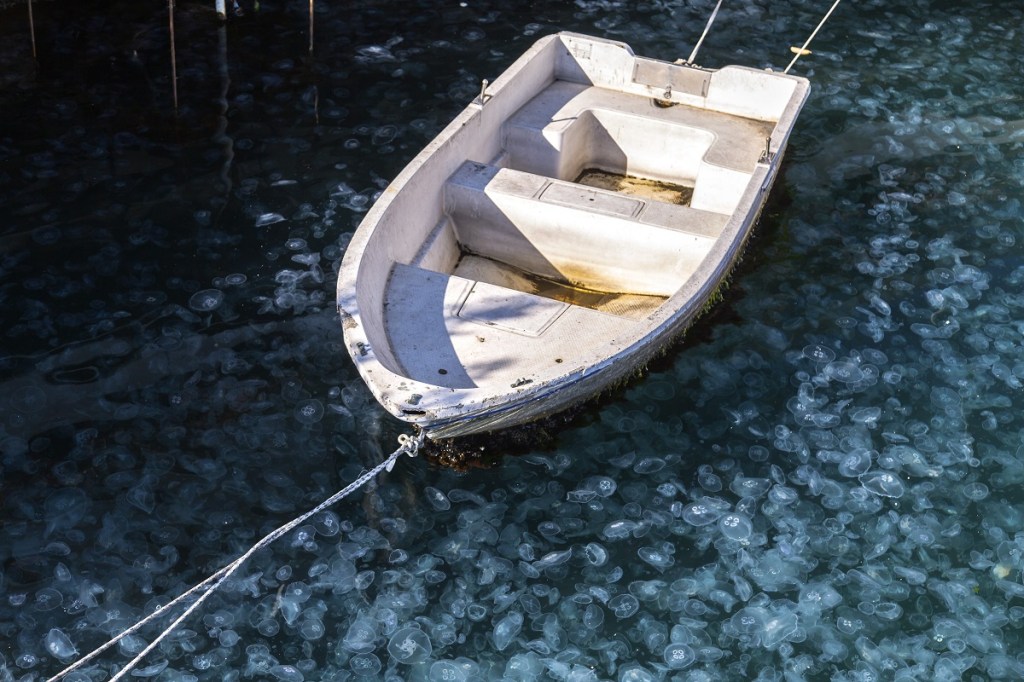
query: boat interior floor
[{"left": 385, "top": 263, "right": 635, "bottom": 390}]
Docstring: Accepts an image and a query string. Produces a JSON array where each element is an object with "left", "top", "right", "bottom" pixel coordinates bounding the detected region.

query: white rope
[
  {"left": 47, "top": 432, "right": 424, "bottom": 682},
  {"left": 687, "top": 0, "right": 724, "bottom": 64},
  {"left": 784, "top": 0, "right": 842, "bottom": 74}
]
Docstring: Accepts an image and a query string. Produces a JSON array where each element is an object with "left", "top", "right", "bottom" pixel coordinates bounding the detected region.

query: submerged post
[
  {"left": 27, "top": 0, "right": 36, "bottom": 59},
  {"left": 168, "top": 0, "right": 178, "bottom": 112},
  {"left": 308, "top": 0, "right": 314, "bottom": 54}
]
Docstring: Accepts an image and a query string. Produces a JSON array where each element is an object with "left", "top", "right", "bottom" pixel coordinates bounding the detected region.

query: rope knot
[
  {"left": 387, "top": 431, "right": 424, "bottom": 472},
  {"left": 397, "top": 431, "right": 425, "bottom": 457}
]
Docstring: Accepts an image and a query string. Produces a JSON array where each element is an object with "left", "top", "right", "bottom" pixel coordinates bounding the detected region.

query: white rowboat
[{"left": 337, "top": 32, "right": 809, "bottom": 440}]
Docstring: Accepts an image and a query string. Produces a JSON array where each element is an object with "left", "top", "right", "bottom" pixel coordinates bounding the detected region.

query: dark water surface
[{"left": 4, "top": 0, "right": 1024, "bottom": 680}]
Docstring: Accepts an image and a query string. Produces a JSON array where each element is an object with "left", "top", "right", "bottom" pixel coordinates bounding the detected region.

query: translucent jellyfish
[
  {"left": 749, "top": 445, "right": 770, "bottom": 462},
  {"left": 838, "top": 448, "right": 873, "bottom": 477},
  {"left": 608, "top": 594, "right": 640, "bottom": 619},
  {"left": 803, "top": 344, "right": 836, "bottom": 363},
  {"left": 874, "top": 602, "right": 902, "bottom": 620},
  {"left": 15, "top": 653, "right": 38, "bottom": 669},
  {"left": 537, "top": 521, "right": 562, "bottom": 539},
  {"left": 663, "top": 643, "right": 695, "bottom": 670},
  {"left": 300, "top": 620, "right": 324, "bottom": 640},
  {"left": 533, "top": 549, "right": 572, "bottom": 570},
  {"left": 836, "top": 613, "right": 862, "bottom": 635},
  {"left": 583, "top": 604, "right": 604, "bottom": 628},
  {"left": 798, "top": 583, "right": 842, "bottom": 613},
  {"left": 447, "top": 489, "right": 486, "bottom": 505},
  {"left": 633, "top": 457, "right": 666, "bottom": 474},
  {"left": 824, "top": 360, "right": 864, "bottom": 383},
  {"left": 602, "top": 519, "right": 640, "bottom": 540},
  {"left": 255, "top": 212, "right": 286, "bottom": 227},
  {"left": 219, "top": 630, "right": 241, "bottom": 646},
  {"left": 718, "top": 513, "right": 753, "bottom": 541},
  {"left": 630, "top": 580, "right": 666, "bottom": 601},
  {"left": 224, "top": 273, "right": 248, "bottom": 286},
  {"left": 342, "top": 616, "right": 378, "bottom": 653},
  {"left": 505, "top": 653, "right": 544, "bottom": 680},
  {"left": 132, "top": 661, "right": 170, "bottom": 677},
  {"left": 294, "top": 400, "right": 324, "bottom": 424},
  {"left": 731, "top": 606, "right": 768, "bottom": 635},
  {"left": 188, "top": 288, "right": 224, "bottom": 312},
  {"left": 962, "top": 482, "right": 989, "bottom": 500},
  {"left": 930, "top": 386, "right": 961, "bottom": 412},
  {"left": 730, "top": 477, "right": 771, "bottom": 498},
  {"left": 350, "top": 653, "right": 382, "bottom": 677},
  {"left": 492, "top": 612, "right": 523, "bottom": 651},
  {"left": 566, "top": 489, "right": 597, "bottom": 503},
  {"left": 424, "top": 486, "right": 451, "bottom": 511},
  {"left": 12, "top": 384, "right": 47, "bottom": 411},
  {"left": 850, "top": 406, "right": 882, "bottom": 425},
  {"left": 518, "top": 561, "right": 540, "bottom": 579},
  {"left": 608, "top": 451, "right": 636, "bottom": 468},
  {"left": 54, "top": 563, "right": 73, "bottom": 582},
  {"left": 638, "top": 547, "right": 674, "bottom": 572},
  {"left": 858, "top": 471, "right": 905, "bottom": 498},
  {"left": 583, "top": 542, "right": 608, "bottom": 566},
  {"left": 44, "top": 628, "right": 77, "bottom": 661},
  {"left": 656, "top": 482, "right": 679, "bottom": 498},
  {"left": 681, "top": 502, "right": 723, "bottom": 527},
  {"left": 429, "top": 660, "right": 468, "bottom": 682},
  {"left": 580, "top": 475, "right": 617, "bottom": 497},
  {"left": 697, "top": 468, "right": 722, "bottom": 492},
  {"left": 35, "top": 587, "right": 64, "bottom": 610},
  {"left": 44, "top": 488, "right": 89, "bottom": 537},
  {"left": 767, "top": 485, "right": 798, "bottom": 506},
  {"left": 387, "top": 627, "right": 432, "bottom": 663},
  {"left": 257, "top": 619, "right": 280, "bottom": 636},
  {"left": 269, "top": 665, "right": 304, "bottom": 682},
  {"left": 892, "top": 566, "right": 927, "bottom": 585}
]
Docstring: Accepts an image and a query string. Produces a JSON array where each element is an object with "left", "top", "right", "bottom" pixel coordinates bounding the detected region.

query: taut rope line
[
  {"left": 684, "top": 0, "right": 724, "bottom": 64},
  {"left": 784, "top": 0, "right": 842, "bottom": 74},
  {"left": 687, "top": 0, "right": 724, "bottom": 64},
  {"left": 46, "top": 432, "right": 425, "bottom": 682}
]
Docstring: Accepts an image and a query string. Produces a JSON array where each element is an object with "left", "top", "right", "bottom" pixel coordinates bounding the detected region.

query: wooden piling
[
  {"left": 308, "top": 0, "right": 314, "bottom": 55},
  {"left": 169, "top": 0, "right": 178, "bottom": 112},
  {"left": 27, "top": 0, "right": 36, "bottom": 59}
]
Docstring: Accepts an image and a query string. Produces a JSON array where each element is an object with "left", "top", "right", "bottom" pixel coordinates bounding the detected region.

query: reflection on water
[{"left": 3, "top": 0, "right": 1024, "bottom": 680}]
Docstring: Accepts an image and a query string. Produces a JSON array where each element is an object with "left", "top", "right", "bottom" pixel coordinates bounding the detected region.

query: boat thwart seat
[{"left": 419, "top": 161, "right": 727, "bottom": 303}]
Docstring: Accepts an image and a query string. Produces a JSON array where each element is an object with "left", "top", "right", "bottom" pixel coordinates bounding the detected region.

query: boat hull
[{"left": 337, "top": 32, "right": 809, "bottom": 440}]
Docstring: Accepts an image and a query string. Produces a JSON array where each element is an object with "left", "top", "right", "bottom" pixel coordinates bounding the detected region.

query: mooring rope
[
  {"left": 46, "top": 432, "right": 425, "bottom": 682},
  {"left": 687, "top": 0, "right": 724, "bottom": 64},
  {"left": 784, "top": 0, "right": 842, "bottom": 74}
]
